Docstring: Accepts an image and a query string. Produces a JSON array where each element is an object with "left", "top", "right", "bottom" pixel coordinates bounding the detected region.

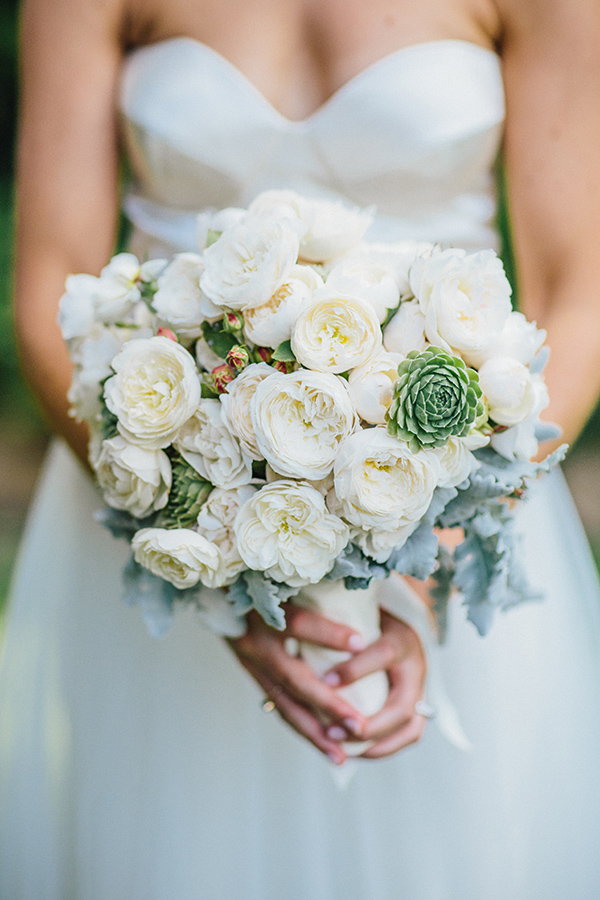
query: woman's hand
[
  {"left": 228, "top": 605, "right": 371, "bottom": 765},
  {"left": 228, "top": 605, "right": 428, "bottom": 764},
  {"left": 322, "top": 611, "right": 428, "bottom": 759}
]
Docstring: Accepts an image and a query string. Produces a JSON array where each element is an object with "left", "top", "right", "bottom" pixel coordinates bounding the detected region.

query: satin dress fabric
[{"left": 2, "top": 38, "right": 600, "bottom": 900}]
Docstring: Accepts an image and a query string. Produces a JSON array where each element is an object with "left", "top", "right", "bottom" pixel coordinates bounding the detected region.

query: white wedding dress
[{"left": 3, "top": 38, "right": 600, "bottom": 900}]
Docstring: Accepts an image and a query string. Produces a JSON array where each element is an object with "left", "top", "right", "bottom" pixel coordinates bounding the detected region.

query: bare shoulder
[
  {"left": 496, "top": 0, "right": 600, "bottom": 51},
  {"left": 20, "top": 0, "right": 127, "bottom": 48}
]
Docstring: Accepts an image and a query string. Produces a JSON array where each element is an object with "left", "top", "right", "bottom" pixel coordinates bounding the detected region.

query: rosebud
[
  {"left": 274, "top": 360, "right": 295, "bottom": 374},
  {"left": 222, "top": 311, "right": 245, "bottom": 334},
  {"left": 254, "top": 346, "right": 273, "bottom": 364},
  {"left": 212, "top": 364, "right": 235, "bottom": 393},
  {"left": 226, "top": 344, "right": 251, "bottom": 372},
  {"left": 156, "top": 327, "right": 178, "bottom": 342}
]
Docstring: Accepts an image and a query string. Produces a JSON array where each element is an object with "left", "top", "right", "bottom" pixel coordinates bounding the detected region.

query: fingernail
[
  {"left": 327, "top": 751, "right": 345, "bottom": 766},
  {"left": 326, "top": 725, "right": 348, "bottom": 741},
  {"left": 348, "top": 634, "right": 366, "bottom": 652},
  {"left": 323, "top": 671, "right": 341, "bottom": 687},
  {"left": 344, "top": 717, "right": 362, "bottom": 737}
]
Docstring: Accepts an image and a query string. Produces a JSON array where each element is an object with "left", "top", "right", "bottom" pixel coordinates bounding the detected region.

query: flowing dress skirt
[{"left": 2, "top": 441, "right": 600, "bottom": 900}]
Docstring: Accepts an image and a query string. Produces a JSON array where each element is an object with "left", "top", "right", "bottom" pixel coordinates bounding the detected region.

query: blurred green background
[{"left": 1, "top": 1, "right": 600, "bottom": 618}]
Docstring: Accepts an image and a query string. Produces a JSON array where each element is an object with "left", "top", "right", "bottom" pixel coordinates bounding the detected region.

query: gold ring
[{"left": 261, "top": 685, "right": 284, "bottom": 712}]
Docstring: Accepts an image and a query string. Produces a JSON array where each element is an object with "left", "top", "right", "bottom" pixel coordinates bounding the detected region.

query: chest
[{"left": 125, "top": 0, "right": 500, "bottom": 122}]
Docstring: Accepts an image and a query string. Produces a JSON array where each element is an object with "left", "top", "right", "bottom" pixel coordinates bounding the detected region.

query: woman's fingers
[
  {"left": 284, "top": 604, "right": 367, "bottom": 653},
  {"left": 360, "top": 715, "right": 426, "bottom": 759},
  {"left": 240, "top": 657, "right": 348, "bottom": 765},
  {"left": 264, "top": 641, "right": 368, "bottom": 732},
  {"left": 231, "top": 614, "right": 368, "bottom": 733},
  {"left": 323, "top": 613, "right": 424, "bottom": 689},
  {"left": 360, "top": 656, "right": 425, "bottom": 743}
]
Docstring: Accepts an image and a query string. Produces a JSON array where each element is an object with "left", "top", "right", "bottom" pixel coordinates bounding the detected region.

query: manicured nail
[
  {"left": 327, "top": 751, "right": 345, "bottom": 766},
  {"left": 348, "top": 634, "right": 366, "bottom": 652},
  {"left": 344, "top": 717, "right": 362, "bottom": 737},
  {"left": 326, "top": 725, "right": 348, "bottom": 741},
  {"left": 323, "top": 671, "right": 341, "bottom": 687}
]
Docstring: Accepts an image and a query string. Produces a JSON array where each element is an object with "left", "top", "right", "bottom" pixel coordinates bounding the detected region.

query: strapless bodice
[{"left": 119, "top": 37, "right": 505, "bottom": 255}]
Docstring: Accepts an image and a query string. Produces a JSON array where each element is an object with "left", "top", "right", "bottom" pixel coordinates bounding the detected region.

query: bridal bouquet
[{"left": 59, "top": 190, "right": 565, "bottom": 737}]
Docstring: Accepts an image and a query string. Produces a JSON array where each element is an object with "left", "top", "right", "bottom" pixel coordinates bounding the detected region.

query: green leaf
[
  {"left": 272, "top": 340, "right": 296, "bottom": 362},
  {"left": 201, "top": 381, "right": 219, "bottom": 399},
  {"left": 205, "top": 229, "right": 222, "bottom": 248},
  {"left": 201, "top": 320, "right": 238, "bottom": 359},
  {"left": 100, "top": 402, "right": 119, "bottom": 440}
]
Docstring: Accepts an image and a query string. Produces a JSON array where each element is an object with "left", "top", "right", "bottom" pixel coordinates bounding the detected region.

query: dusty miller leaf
[
  {"left": 122, "top": 556, "right": 177, "bottom": 638},
  {"left": 429, "top": 545, "right": 455, "bottom": 644},
  {"left": 242, "top": 571, "right": 299, "bottom": 630},
  {"left": 326, "top": 543, "right": 387, "bottom": 587},
  {"left": 228, "top": 575, "right": 254, "bottom": 617},
  {"left": 422, "top": 486, "right": 459, "bottom": 526},
  {"left": 94, "top": 507, "right": 156, "bottom": 540},
  {"left": 386, "top": 523, "right": 439, "bottom": 580},
  {"left": 454, "top": 503, "right": 541, "bottom": 636}
]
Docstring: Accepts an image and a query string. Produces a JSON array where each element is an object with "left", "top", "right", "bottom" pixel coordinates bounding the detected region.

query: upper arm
[
  {"left": 498, "top": 0, "right": 600, "bottom": 320},
  {"left": 16, "top": 0, "right": 125, "bottom": 293}
]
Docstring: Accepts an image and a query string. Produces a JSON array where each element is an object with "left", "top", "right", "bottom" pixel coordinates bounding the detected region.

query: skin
[{"left": 15, "top": 0, "right": 600, "bottom": 764}]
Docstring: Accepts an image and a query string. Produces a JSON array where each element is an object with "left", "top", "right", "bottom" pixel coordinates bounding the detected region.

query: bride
[{"left": 2, "top": 0, "right": 600, "bottom": 896}]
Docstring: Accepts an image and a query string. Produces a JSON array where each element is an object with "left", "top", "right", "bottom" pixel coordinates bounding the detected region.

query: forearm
[
  {"left": 15, "top": 258, "right": 91, "bottom": 468},
  {"left": 531, "top": 292, "right": 600, "bottom": 453}
]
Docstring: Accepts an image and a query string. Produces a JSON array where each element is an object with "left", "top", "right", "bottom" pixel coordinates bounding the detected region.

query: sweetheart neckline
[{"left": 124, "top": 36, "right": 502, "bottom": 127}]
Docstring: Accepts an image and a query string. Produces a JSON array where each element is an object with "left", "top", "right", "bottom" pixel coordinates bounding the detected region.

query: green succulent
[
  {"left": 160, "top": 455, "right": 213, "bottom": 529},
  {"left": 387, "top": 347, "right": 485, "bottom": 453}
]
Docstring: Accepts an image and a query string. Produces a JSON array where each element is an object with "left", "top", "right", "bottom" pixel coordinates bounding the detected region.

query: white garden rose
[
  {"left": 332, "top": 427, "right": 440, "bottom": 531},
  {"left": 251, "top": 369, "right": 357, "bottom": 480},
  {"left": 196, "top": 486, "right": 257, "bottom": 584},
  {"left": 296, "top": 198, "right": 373, "bottom": 263},
  {"left": 478, "top": 357, "right": 537, "bottom": 426},
  {"left": 67, "top": 325, "right": 124, "bottom": 420},
  {"left": 291, "top": 292, "right": 382, "bottom": 373},
  {"left": 220, "top": 363, "right": 277, "bottom": 460},
  {"left": 432, "top": 434, "right": 488, "bottom": 489},
  {"left": 383, "top": 299, "right": 428, "bottom": 356},
  {"left": 104, "top": 336, "right": 201, "bottom": 449},
  {"left": 153, "top": 253, "right": 218, "bottom": 341},
  {"left": 234, "top": 480, "right": 349, "bottom": 587},
  {"left": 196, "top": 206, "right": 246, "bottom": 251},
  {"left": 324, "top": 256, "right": 400, "bottom": 323},
  {"left": 74, "top": 253, "right": 162, "bottom": 327},
  {"left": 132, "top": 527, "right": 224, "bottom": 589},
  {"left": 58, "top": 274, "right": 97, "bottom": 341},
  {"left": 348, "top": 521, "right": 420, "bottom": 564},
  {"left": 265, "top": 464, "right": 334, "bottom": 497},
  {"left": 248, "top": 190, "right": 311, "bottom": 241},
  {"left": 242, "top": 264, "right": 323, "bottom": 348},
  {"left": 467, "top": 311, "right": 547, "bottom": 368},
  {"left": 347, "top": 351, "right": 404, "bottom": 425},
  {"left": 248, "top": 190, "right": 372, "bottom": 262},
  {"left": 94, "top": 253, "right": 154, "bottom": 323},
  {"left": 174, "top": 398, "right": 253, "bottom": 489},
  {"left": 94, "top": 435, "right": 172, "bottom": 518},
  {"left": 410, "top": 248, "right": 512, "bottom": 362},
  {"left": 491, "top": 376, "right": 550, "bottom": 461},
  {"left": 354, "top": 240, "right": 435, "bottom": 297},
  {"left": 195, "top": 336, "right": 226, "bottom": 372},
  {"left": 199, "top": 215, "right": 300, "bottom": 310}
]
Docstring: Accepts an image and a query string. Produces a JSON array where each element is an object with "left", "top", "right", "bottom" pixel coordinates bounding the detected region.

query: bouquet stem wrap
[{"left": 295, "top": 580, "right": 388, "bottom": 756}]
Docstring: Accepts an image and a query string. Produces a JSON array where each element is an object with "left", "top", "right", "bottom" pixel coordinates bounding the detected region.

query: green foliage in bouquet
[
  {"left": 160, "top": 455, "right": 212, "bottom": 529},
  {"left": 387, "top": 348, "right": 485, "bottom": 452}
]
